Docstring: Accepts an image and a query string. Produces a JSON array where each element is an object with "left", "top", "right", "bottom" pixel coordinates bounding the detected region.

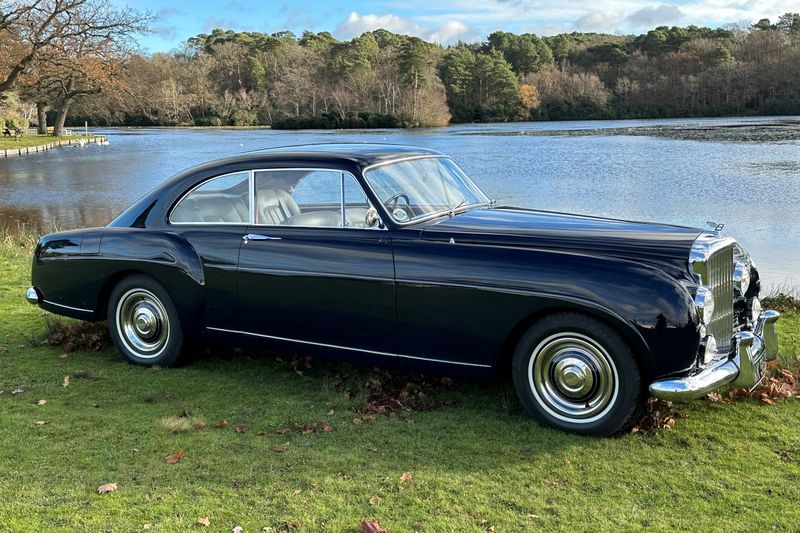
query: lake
[{"left": 1, "top": 116, "right": 798, "bottom": 287}]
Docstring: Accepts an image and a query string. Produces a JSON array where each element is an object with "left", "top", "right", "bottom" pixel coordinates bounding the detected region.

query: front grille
[{"left": 705, "top": 244, "right": 735, "bottom": 352}]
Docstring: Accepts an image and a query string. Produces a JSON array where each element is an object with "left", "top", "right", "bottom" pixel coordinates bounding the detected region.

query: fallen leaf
[
  {"left": 352, "top": 418, "right": 363, "bottom": 425},
  {"left": 143, "top": 524, "right": 152, "bottom": 530},
  {"left": 58, "top": 353, "right": 69, "bottom": 359},
  {"left": 196, "top": 517, "right": 210, "bottom": 527},
  {"left": 292, "top": 488, "right": 302, "bottom": 496},
  {"left": 326, "top": 409, "right": 335, "bottom": 416},
  {"left": 11, "top": 387, "right": 23, "bottom": 395},
  {"left": 256, "top": 431, "right": 266, "bottom": 436},
  {"left": 34, "top": 420, "right": 46, "bottom": 425},
  {"left": 234, "top": 425, "right": 247, "bottom": 434},
  {"left": 97, "top": 482, "right": 118, "bottom": 494},
  {"left": 165, "top": 449, "right": 185, "bottom": 464},
  {"left": 706, "top": 392, "right": 725, "bottom": 403},
  {"left": 779, "top": 450, "right": 796, "bottom": 462},
  {"left": 760, "top": 394, "right": 775, "bottom": 406},
  {"left": 215, "top": 419, "right": 229, "bottom": 428},
  {"left": 63, "top": 376, "right": 70, "bottom": 388},
  {"left": 527, "top": 514, "right": 541, "bottom": 519},
  {"left": 196, "top": 420, "right": 207, "bottom": 429},
  {"left": 233, "top": 526, "right": 243, "bottom": 533},
  {"left": 276, "top": 427, "right": 290, "bottom": 434},
  {"left": 37, "top": 399, "right": 47, "bottom": 406},
  {"left": 400, "top": 471, "right": 413, "bottom": 483},
  {"left": 361, "top": 520, "right": 387, "bottom": 533},
  {"left": 369, "top": 495, "right": 382, "bottom": 505},
  {"left": 321, "top": 424, "right": 334, "bottom": 433},
  {"left": 272, "top": 442, "right": 289, "bottom": 453}
]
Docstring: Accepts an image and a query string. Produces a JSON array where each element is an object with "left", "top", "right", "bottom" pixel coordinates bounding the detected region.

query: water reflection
[{"left": 0, "top": 119, "right": 798, "bottom": 286}]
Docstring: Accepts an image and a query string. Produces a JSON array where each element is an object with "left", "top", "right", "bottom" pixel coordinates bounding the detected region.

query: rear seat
[{"left": 172, "top": 193, "right": 249, "bottom": 223}]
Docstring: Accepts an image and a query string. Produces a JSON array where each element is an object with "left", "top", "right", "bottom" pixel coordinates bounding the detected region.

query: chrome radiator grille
[{"left": 704, "top": 244, "right": 735, "bottom": 352}]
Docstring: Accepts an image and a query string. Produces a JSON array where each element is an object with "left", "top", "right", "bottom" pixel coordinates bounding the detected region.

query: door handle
[{"left": 243, "top": 233, "right": 281, "bottom": 243}]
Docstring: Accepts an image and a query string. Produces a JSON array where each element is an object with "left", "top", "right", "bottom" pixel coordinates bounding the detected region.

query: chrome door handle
[{"left": 243, "top": 233, "right": 281, "bottom": 242}]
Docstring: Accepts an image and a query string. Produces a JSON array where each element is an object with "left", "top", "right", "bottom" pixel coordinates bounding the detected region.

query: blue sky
[{"left": 123, "top": 0, "right": 800, "bottom": 52}]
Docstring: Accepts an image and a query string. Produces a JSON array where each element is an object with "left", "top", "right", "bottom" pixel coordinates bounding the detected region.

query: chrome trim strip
[
  {"left": 238, "top": 267, "right": 393, "bottom": 282},
  {"left": 42, "top": 300, "right": 94, "bottom": 313},
  {"left": 206, "top": 326, "right": 493, "bottom": 368}
]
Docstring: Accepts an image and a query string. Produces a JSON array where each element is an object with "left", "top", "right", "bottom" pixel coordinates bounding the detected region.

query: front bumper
[{"left": 649, "top": 310, "right": 780, "bottom": 402}]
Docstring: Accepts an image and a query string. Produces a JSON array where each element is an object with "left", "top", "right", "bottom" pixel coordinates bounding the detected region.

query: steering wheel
[
  {"left": 383, "top": 193, "right": 411, "bottom": 222},
  {"left": 384, "top": 192, "right": 410, "bottom": 209}
]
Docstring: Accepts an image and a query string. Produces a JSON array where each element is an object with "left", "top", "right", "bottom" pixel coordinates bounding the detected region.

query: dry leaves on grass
[
  {"left": 400, "top": 471, "right": 413, "bottom": 483},
  {"left": 362, "top": 520, "right": 388, "bottom": 533},
  {"left": 721, "top": 368, "right": 800, "bottom": 405},
  {"left": 34, "top": 420, "right": 46, "bottom": 425},
  {"left": 778, "top": 450, "right": 797, "bottom": 463},
  {"left": 196, "top": 517, "right": 210, "bottom": 527},
  {"left": 369, "top": 495, "right": 382, "bottom": 505},
  {"left": 37, "top": 399, "right": 46, "bottom": 406},
  {"left": 165, "top": 449, "right": 185, "bottom": 464},
  {"left": 272, "top": 442, "right": 289, "bottom": 453},
  {"left": 232, "top": 526, "right": 243, "bottom": 533},
  {"left": 215, "top": 419, "right": 229, "bottom": 429},
  {"left": 97, "top": 482, "right": 118, "bottom": 494},
  {"left": 46, "top": 319, "right": 110, "bottom": 352},
  {"left": 234, "top": 425, "right": 247, "bottom": 434},
  {"left": 11, "top": 387, "right": 23, "bottom": 395},
  {"left": 63, "top": 375, "right": 70, "bottom": 388},
  {"left": 631, "top": 397, "right": 686, "bottom": 435}
]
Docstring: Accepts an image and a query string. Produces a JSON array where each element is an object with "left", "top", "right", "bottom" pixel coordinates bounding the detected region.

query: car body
[{"left": 26, "top": 143, "right": 780, "bottom": 435}]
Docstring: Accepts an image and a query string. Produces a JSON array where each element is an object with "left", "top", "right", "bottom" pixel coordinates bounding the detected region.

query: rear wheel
[
  {"left": 108, "top": 274, "right": 183, "bottom": 367},
  {"left": 512, "top": 313, "right": 644, "bottom": 436}
]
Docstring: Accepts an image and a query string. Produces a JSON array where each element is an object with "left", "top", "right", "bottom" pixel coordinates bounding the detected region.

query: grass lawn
[
  {"left": 0, "top": 134, "right": 93, "bottom": 151},
  {"left": 1, "top": 238, "right": 799, "bottom": 531}
]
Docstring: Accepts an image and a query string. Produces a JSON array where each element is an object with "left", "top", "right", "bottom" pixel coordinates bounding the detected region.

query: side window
[
  {"left": 253, "top": 169, "right": 376, "bottom": 228},
  {"left": 170, "top": 172, "right": 250, "bottom": 224}
]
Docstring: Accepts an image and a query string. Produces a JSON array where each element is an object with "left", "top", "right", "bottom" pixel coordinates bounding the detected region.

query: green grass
[
  {"left": 0, "top": 134, "right": 93, "bottom": 151},
  {"left": 1, "top": 240, "right": 800, "bottom": 532}
]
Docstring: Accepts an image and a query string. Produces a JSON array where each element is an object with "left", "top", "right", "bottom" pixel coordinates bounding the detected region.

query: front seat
[{"left": 257, "top": 189, "right": 303, "bottom": 224}]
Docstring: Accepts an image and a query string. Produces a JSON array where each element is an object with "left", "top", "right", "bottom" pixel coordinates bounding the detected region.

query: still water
[{"left": 1, "top": 117, "right": 798, "bottom": 286}]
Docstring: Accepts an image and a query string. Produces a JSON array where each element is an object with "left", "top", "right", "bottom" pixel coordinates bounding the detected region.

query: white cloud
[
  {"left": 574, "top": 12, "right": 620, "bottom": 32},
  {"left": 625, "top": 4, "right": 685, "bottom": 28},
  {"left": 335, "top": 11, "right": 472, "bottom": 43}
]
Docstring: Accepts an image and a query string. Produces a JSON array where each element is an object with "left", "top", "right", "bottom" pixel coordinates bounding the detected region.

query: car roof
[{"left": 221, "top": 142, "right": 443, "bottom": 169}]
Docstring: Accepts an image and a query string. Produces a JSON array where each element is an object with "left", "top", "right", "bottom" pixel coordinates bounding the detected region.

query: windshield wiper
[{"left": 448, "top": 198, "right": 469, "bottom": 216}]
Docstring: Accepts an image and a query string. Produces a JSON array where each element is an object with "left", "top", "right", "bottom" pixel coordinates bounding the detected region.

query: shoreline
[{"left": 1, "top": 135, "right": 107, "bottom": 158}]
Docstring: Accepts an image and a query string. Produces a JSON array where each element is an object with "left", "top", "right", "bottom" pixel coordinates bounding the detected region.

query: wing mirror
[{"left": 365, "top": 207, "right": 383, "bottom": 228}]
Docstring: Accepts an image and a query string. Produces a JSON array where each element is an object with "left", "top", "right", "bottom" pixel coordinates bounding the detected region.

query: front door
[{"left": 236, "top": 169, "right": 396, "bottom": 354}]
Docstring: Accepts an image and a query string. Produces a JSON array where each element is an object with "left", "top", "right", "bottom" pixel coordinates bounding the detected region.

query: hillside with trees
[{"left": 1, "top": 3, "right": 799, "bottom": 131}]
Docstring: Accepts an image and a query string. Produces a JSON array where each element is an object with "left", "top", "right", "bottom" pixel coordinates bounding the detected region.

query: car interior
[{"left": 170, "top": 169, "right": 375, "bottom": 228}]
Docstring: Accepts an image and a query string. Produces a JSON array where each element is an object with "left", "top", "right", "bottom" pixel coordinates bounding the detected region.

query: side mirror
[{"left": 365, "top": 207, "right": 382, "bottom": 228}]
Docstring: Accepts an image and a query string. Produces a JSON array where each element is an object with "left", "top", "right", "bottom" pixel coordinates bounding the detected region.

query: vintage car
[{"left": 26, "top": 144, "right": 780, "bottom": 436}]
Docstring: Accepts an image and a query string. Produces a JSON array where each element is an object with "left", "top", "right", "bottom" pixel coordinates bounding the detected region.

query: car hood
[{"left": 418, "top": 207, "right": 702, "bottom": 269}]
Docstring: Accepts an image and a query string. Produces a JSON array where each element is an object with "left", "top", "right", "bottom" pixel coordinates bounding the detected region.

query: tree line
[{"left": 1, "top": 2, "right": 799, "bottom": 133}]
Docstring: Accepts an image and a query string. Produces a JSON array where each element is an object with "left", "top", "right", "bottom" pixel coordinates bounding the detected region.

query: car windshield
[{"left": 364, "top": 157, "right": 490, "bottom": 224}]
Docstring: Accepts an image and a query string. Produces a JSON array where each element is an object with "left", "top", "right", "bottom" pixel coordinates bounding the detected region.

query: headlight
[
  {"left": 695, "top": 286, "right": 715, "bottom": 325},
  {"left": 734, "top": 260, "right": 751, "bottom": 296}
]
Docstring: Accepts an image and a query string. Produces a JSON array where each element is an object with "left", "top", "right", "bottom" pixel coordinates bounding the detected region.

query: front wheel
[
  {"left": 512, "top": 313, "right": 644, "bottom": 436},
  {"left": 108, "top": 274, "right": 184, "bottom": 367}
]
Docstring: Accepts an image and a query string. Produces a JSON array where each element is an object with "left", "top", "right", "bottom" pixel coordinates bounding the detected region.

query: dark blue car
[{"left": 26, "top": 144, "right": 780, "bottom": 435}]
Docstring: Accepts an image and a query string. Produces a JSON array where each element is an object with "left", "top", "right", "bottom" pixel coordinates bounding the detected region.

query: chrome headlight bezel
[
  {"left": 694, "top": 285, "right": 715, "bottom": 326},
  {"left": 733, "top": 243, "right": 753, "bottom": 297}
]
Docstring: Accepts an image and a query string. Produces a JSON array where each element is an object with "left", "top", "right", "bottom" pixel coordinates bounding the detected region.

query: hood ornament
[{"left": 706, "top": 221, "right": 725, "bottom": 235}]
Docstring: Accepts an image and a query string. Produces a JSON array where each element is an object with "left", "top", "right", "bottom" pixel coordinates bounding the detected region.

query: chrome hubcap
[
  {"left": 116, "top": 288, "right": 169, "bottom": 359},
  {"left": 528, "top": 332, "right": 618, "bottom": 423}
]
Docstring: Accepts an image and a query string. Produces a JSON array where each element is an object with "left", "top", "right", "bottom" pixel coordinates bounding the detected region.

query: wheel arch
[{"left": 497, "top": 303, "right": 655, "bottom": 381}]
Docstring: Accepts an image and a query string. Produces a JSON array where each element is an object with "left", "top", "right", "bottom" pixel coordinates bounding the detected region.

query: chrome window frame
[
  {"left": 362, "top": 155, "right": 492, "bottom": 227},
  {"left": 168, "top": 170, "right": 255, "bottom": 226},
  {"left": 251, "top": 167, "right": 385, "bottom": 230}
]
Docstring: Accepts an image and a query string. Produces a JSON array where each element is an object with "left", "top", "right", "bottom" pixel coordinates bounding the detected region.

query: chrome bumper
[{"left": 649, "top": 310, "right": 780, "bottom": 402}]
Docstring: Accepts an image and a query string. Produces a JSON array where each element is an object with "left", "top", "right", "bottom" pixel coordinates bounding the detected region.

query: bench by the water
[{"left": 2, "top": 127, "right": 23, "bottom": 141}]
